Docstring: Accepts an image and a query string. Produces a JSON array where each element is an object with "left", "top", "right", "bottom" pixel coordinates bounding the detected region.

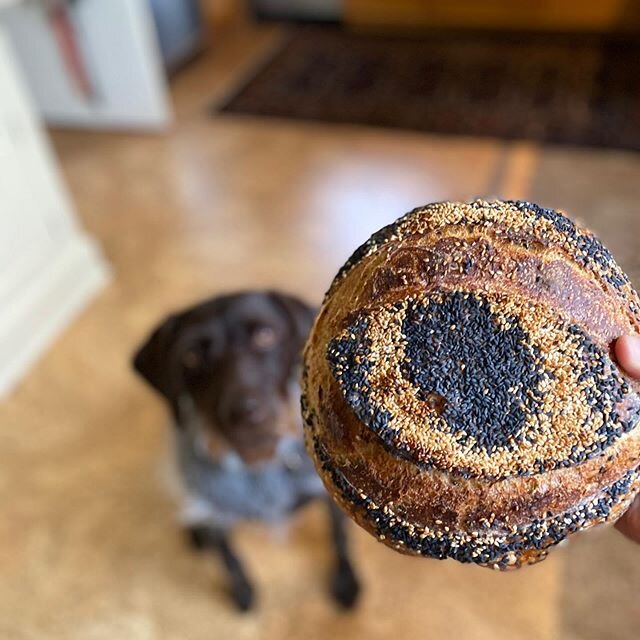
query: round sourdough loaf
[{"left": 302, "top": 200, "right": 640, "bottom": 569}]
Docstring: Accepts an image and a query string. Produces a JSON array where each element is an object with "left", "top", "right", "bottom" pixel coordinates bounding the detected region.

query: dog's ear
[
  {"left": 132, "top": 313, "right": 183, "bottom": 421},
  {"left": 271, "top": 292, "right": 318, "bottom": 348}
]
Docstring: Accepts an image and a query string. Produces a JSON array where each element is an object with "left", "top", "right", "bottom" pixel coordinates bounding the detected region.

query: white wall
[
  {"left": 0, "top": 0, "right": 171, "bottom": 129},
  {"left": 0, "top": 29, "right": 109, "bottom": 396}
]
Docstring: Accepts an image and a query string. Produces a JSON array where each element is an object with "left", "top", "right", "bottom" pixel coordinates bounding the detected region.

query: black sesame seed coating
[
  {"left": 401, "top": 292, "right": 546, "bottom": 454},
  {"left": 326, "top": 317, "right": 397, "bottom": 446}
]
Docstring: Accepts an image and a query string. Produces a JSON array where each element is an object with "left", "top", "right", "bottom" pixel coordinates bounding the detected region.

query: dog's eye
[
  {"left": 182, "top": 349, "right": 201, "bottom": 370},
  {"left": 251, "top": 325, "right": 277, "bottom": 350},
  {"left": 182, "top": 337, "right": 214, "bottom": 371}
]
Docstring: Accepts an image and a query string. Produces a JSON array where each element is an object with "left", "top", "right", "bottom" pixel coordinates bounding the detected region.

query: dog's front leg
[
  {"left": 327, "top": 499, "right": 361, "bottom": 608},
  {"left": 187, "top": 526, "right": 255, "bottom": 611}
]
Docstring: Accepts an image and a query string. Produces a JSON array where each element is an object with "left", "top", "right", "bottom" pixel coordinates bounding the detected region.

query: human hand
[{"left": 613, "top": 335, "right": 640, "bottom": 543}]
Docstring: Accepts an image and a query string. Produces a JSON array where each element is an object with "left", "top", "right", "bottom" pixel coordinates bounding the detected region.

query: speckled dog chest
[{"left": 302, "top": 200, "right": 640, "bottom": 569}]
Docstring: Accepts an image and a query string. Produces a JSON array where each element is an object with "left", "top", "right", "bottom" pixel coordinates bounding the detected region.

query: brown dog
[{"left": 133, "top": 290, "right": 360, "bottom": 611}]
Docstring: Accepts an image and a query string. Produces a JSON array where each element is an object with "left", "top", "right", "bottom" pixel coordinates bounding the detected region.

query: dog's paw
[
  {"left": 230, "top": 576, "right": 255, "bottom": 612},
  {"left": 331, "top": 561, "right": 360, "bottom": 609}
]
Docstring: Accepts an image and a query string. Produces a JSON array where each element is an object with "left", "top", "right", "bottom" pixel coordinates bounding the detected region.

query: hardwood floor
[{"left": 1, "top": 23, "right": 639, "bottom": 640}]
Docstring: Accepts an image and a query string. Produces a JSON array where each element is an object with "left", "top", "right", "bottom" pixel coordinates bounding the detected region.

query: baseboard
[{"left": 0, "top": 233, "right": 110, "bottom": 398}]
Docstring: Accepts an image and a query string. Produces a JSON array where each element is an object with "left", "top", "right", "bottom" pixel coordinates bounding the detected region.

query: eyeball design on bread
[{"left": 302, "top": 200, "right": 640, "bottom": 569}]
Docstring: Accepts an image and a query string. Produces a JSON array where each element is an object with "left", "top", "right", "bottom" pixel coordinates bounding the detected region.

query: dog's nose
[{"left": 229, "top": 396, "right": 269, "bottom": 425}]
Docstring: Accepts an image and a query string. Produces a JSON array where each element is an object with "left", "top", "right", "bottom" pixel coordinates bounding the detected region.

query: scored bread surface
[{"left": 302, "top": 200, "right": 640, "bottom": 569}]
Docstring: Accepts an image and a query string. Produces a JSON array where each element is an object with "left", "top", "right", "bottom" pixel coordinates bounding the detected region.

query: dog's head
[{"left": 133, "top": 291, "right": 316, "bottom": 464}]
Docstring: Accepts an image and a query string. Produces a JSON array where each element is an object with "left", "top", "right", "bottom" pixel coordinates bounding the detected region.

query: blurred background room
[{"left": 1, "top": 0, "right": 639, "bottom": 638}]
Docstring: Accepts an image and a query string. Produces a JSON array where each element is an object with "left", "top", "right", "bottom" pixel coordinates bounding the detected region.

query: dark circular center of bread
[{"left": 400, "top": 291, "right": 545, "bottom": 453}]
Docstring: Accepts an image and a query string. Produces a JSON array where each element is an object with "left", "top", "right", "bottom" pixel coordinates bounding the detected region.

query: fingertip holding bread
[
  {"left": 615, "top": 335, "right": 640, "bottom": 379},
  {"left": 302, "top": 200, "right": 640, "bottom": 569}
]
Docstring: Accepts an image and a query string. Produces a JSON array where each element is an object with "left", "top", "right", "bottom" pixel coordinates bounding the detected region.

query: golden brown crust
[{"left": 303, "top": 200, "right": 640, "bottom": 569}]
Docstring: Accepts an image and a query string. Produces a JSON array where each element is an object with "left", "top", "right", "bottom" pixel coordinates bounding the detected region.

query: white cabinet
[{"left": 0, "top": 29, "right": 108, "bottom": 396}]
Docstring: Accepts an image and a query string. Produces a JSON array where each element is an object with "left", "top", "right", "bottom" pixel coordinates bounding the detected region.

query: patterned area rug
[{"left": 218, "top": 27, "right": 640, "bottom": 150}]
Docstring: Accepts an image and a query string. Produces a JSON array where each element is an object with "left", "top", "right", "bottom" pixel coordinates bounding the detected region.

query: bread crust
[{"left": 302, "top": 200, "right": 640, "bottom": 569}]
